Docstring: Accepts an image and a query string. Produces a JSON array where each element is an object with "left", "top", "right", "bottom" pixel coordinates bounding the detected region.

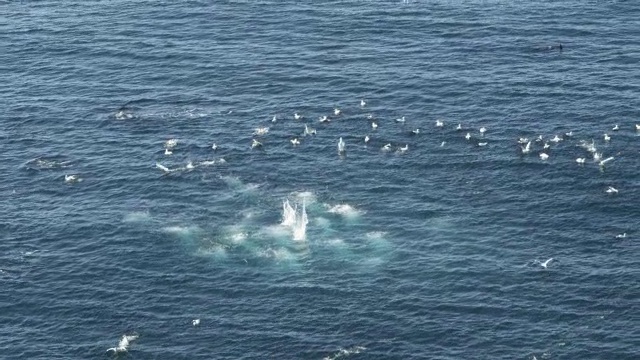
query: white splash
[
  {"left": 281, "top": 199, "right": 297, "bottom": 227},
  {"left": 292, "top": 201, "right": 308, "bottom": 241}
]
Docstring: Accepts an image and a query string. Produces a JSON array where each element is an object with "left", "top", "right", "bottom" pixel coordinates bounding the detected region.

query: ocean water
[{"left": 1, "top": 0, "right": 639, "bottom": 359}]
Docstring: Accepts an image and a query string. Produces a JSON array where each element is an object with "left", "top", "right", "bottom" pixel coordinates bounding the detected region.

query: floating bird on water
[
  {"left": 615, "top": 233, "right": 626, "bottom": 239},
  {"left": 604, "top": 133, "right": 611, "bottom": 142},
  {"left": 360, "top": 99, "right": 366, "bottom": 107},
  {"left": 291, "top": 138, "right": 300, "bottom": 146},
  {"left": 478, "top": 142, "right": 488, "bottom": 147},
  {"left": 304, "top": 124, "right": 316, "bottom": 136},
  {"left": 456, "top": 123, "right": 462, "bottom": 130},
  {"left": 396, "top": 116, "right": 405, "bottom": 123},
  {"left": 606, "top": 186, "right": 618, "bottom": 194},
  {"left": 435, "top": 119, "right": 444, "bottom": 127},
  {"left": 465, "top": 132, "right": 471, "bottom": 140},
  {"left": 550, "top": 135, "right": 562, "bottom": 143},
  {"left": 539, "top": 153, "right": 549, "bottom": 161},
  {"left": 543, "top": 142, "right": 550, "bottom": 150},
  {"left": 565, "top": 131, "right": 573, "bottom": 137},
  {"left": 636, "top": 124, "right": 640, "bottom": 131},
  {"left": 64, "top": 174, "right": 80, "bottom": 183},
  {"left": 364, "top": 135, "right": 370, "bottom": 144},
  {"left": 164, "top": 148, "right": 173, "bottom": 155},
  {"left": 479, "top": 127, "right": 486, "bottom": 135},
  {"left": 106, "top": 334, "right": 138, "bottom": 355},
  {"left": 334, "top": 108, "right": 341, "bottom": 116},
  {"left": 397, "top": 144, "right": 409, "bottom": 153},
  {"left": 253, "top": 127, "right": 269, "bottom": 136},
  {"left": 371, "top": 122, "right": 378, "bottom": 130},
  {"left": 612, "top": 124, "right": 619, "bottom": 131},
  {"left": 319, "top": 115, "right": 330, "bottom": 123},
  {"left": 599, "top": 156, "right": 614, "bottom": 167},
  {"left": 192, "top": 319, "right": 200, "bottom": 326},
  {"left": 338, "top": 137, "right": 346, "bottom": 154},
  {"left": 294, "top": 113, "right": 302, "bottom": 120},
  {"left": 251, "top": 139, "right": 263, "bottom": 149},
  {"left": 576, "top": 157, "right": 586, "bottom": 165},
  {"left": 411, "top": 128, "right": 420, "bottom": 135},
  {"left": 381, "top": 143, "right": 392, "bottom": 151},
  {"left": 212, "top": 143, "right": 218, "bottom": 150}
]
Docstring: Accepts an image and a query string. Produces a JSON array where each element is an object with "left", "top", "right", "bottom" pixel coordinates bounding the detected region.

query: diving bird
[
  {"left": 636, "top": 124, "right": 640, "bottom": 131},
  {"left": 521, "top": 141, "right": 532, "bottom": 154},
  {"left": 106, "top": 334, "right": 138, "bottom": 355},
  {"left": 599, "top": 157, "right": 614, "bottom": 167},
  {"left": 338, "top": 137, "right": 346, "bottom": 153},
  {"left": 440, "top": 141, "right": 446, "bottom": 147},
  {"left": 606, "top": 186, "right": 618, "bottom": 194}
]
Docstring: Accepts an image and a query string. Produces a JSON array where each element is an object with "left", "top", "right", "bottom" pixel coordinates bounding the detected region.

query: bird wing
[
  {"left": 600, "top": 157, "right": 615, "bottom": 165},
  {"left": 156, "top": 163, "right": 170, "bottom": 172}
]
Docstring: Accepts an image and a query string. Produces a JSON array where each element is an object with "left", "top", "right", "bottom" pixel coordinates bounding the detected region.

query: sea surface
[{"left": 1, "top": 1, "right": 639, "bottom": 359}]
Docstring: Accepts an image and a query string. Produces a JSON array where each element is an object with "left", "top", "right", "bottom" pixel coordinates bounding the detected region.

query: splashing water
[
  {"left": 292, "top": 201, "right": 308, "bottom": 241},
  {"left": 281, "top": 200, "right": 297, "bottom": 227}
]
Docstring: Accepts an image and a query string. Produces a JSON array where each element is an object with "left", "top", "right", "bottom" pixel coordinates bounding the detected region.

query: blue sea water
[{"left": 1, "top": 0, "right": 639, "bottom": 359}]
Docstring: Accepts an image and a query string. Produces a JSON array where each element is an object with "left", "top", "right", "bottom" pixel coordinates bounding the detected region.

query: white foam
[
  {"left": 315, "top": 217, "right": 331, "bottom": 228},
  {"left": 326, "top": 238, "right": 346, "bottom": 247},
  {"left": 323, "top": 346, "right": 366, "bottom": 360},
  {"left": 365, "top": 231, "right": 387, "bottom": 240},
  {"left": 281, "top": 200, "right": 297, "bottom": 227},
  {"left": 163, "top": 225, "right": 201, "bottom": 237},
  {"left": 327, "top": 204, "right": 363, "bottom": 219},
  {"left": 123, "top": 211, "right": 152, "bottom": 223},
  {"left": 293, "top": 191, "right": 317, "bottom": 204}
]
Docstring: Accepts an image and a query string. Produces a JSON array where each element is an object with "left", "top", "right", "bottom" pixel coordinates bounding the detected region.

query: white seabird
[
  {"left": 253, "top": 127, "right": 269, "bottom": 136},
  {"left": 604, "top": 133, "right": 611, "bottom": 142},
  {"left": 294, "top": 113, "right": 302, "bottom": 120},
  {"left": 479, "top": 127, "right": 487, "bottom": 135},
  {"left": 192, "top": 319, "right": 201, "bottom": 326},
  {"left": 164, "top": 148, "right": 173, "bottom": 155},
  {"left": 155, "top": 163, "right": 174, "bottom": 174},
  {"left": 550, "top": 135, "right": 562, "bottom": 143},
  {"left": 411, "top": 128, "right": 420, "bottom": 135},
  {"left": 364, "top": 135, "right": 370, "bottom": 144},
  {"left": 456, "top": 123, "right": 462, "bottom": 130},
  {"left": 381, "top": 143, "right": 392, "bottom": 151},
  {"left": 612, "top": 124, "right": 619, "bottom": 131},
  {"left": 251, "top": 139, "right": 263, "bottom": 149},
  {"left": 360, "top": 99, "right": 366, "bottom": 107},
  {"left": 606, "top": 186, "right": 618, "bottom": 194},
  {"left": 319, "top": 115, "right": 330, "bottom": 123},
  {"left": 212, "top": 143, "right": 218, "bottom": 150},
  {"left": 165, "top": 139, "right": 178, "bottom": 149},
  {"left": 395, "top": 116, "right": 405, "bottom": 123},
  {"left": 291, "top": 138, "right": 300, "bottom": 146},
  {"left": 521, "top": 141, "right": 532, "bottom": 154},
  {"left": 371, "top": 122, "right": 378, "bottom": 130},
  {"left": 272, "top": 115, "right": 277, "bottom": 123},
  {"left": 599, "top": 156, "right": 614, "bottom": 167},
  {"left": 535, "top": 258, "right": 553, "bottom": 269},
  {"left": 615, "top": 233, "right": 626, "bottom": 239},
  {"left": 64, "top": 174, "right": 81, "bottom": 183},
  {"left": 334, "top": 108, "right": 341, "bottom": 116},
  {"left": 478, "top": 142, "right": 488, "bottom": 147},
  {"left": 576, "top": 157, "right": 586, "bottom": 164},
  {"left": 435, "top": 119, "right": 444, "bottom": 127},
  {"left": 465, "top": 132, "right": 471, "bottom": 140},
  {"left": 106, "top": 334, "right": 138, "bottom": 355},
  {"left": 539, "top": 153, "right": 549, "bottom": 160},
  {"left": 397, "top": 144, "right": 409, "bottom": 153}
]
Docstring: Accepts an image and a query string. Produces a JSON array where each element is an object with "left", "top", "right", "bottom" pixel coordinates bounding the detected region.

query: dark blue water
[{"left": 2, "top": 1, "right": 639, "bottom": 359}]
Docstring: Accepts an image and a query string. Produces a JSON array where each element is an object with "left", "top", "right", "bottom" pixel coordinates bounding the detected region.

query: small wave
[
  {"left": 293, "top": 191, "right": 317, "bottom": 204},
  {"left": 162, "top": 225, "right": 201, "bottom": 238},
  {"left": 365, "top": 231, "right": 387, "bottom": 240},
  {"left": 322, "top": 346, "right": 366, "bottom": 360}
]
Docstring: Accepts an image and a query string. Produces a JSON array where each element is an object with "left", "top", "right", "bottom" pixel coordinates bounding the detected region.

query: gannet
[
  {"left": 367, "top": 114, "right": 373, "bottom": 119},
  {"left": 212, "top": 143, "right": 218, "bottom": 150},
  {"left": 360, "top": 99, "right": 366, "bottom": 107},
  {"left": 398, "top": 144, "right": 409, "bottom": 153},
  {"left": 64, "top": 174, "right": 80, "bottom": 183},
  {"left": 539, "top": 153, "right": 549, "bottom": 160},
  {"left": 440, "top": 141, "right": 446, "bottom": 147},
  {"left": 576, "top": 158, "right": 586, "bottom": 164},
  {"left": 334, "top": 108, "right": 341, "bottom": 116},
  {"left": 319, "top": 115, "right": 330, "bottom": 123},
  {"left": 294, "top": 113, "right": 302, "bottom": 120},
  {"left": 593, "top": 152, "right": 602, "bottom": 162},
  {"left": 304, "top": 124, "right": 316, "bottom": 135},
  {"left": 251, "top": 139, "right": 263, "bottom": 149},
  {"left": 543, "top": 142, "right": 550, "bottom": 150},
  {"left": 565, "top": 131, "right": 573, "bottom": 137},
  {"left": 456, "top": 123, "right": 462, "bottom": 130},
  {"left": 291, "top": 138, "right": 300, "bottom": 146},
  {"left": 636, "top": 124, "right": 640, "bottom": 131},
  {"left": 536, "top": 135, "right": 543, "bottom": 142},
  {"left": 272, "top": 115, "right": 277, "bottom": 123},
  {"left": 550, "top": 135, "right": 562, "bottom": 143},
  {"left": 465, "top": 132, "right": 471, "bottom": 140},
  {"left": 364, "top": 135, "right": 370, "bottom": 144},
  {"left": 411, "top": 128, "right": 420, "bottom": 135},
  {"left": 192, "top": 319, "right": 201, "bottom": 326},
  {"left": 521, "top": 141, "right": 532, "bottom": 154},
  {"left": 435, "top": 119, "right": 444, "bottom": 127},
  {"left": 371, "top": 122, "right": 378, "bottom": 130},
  {"left": 381, "top": 143, "right": 392, "bottom": 151},
  {"left": 599, "top": 156, "right": 614, "bottom": 167},
  {"left": 395, "top": 116, "right": 405, "bottom": 123},
  {"left": 106, "top": 334, "right": 138, "bottom": 355},
  {"left": 164, "top": 148, "right": 173, "bottom": 155},
  {"left": 615, "top": 233, "right": 626, "bottom": 239},
  {"left": 604, "top": 133, "right": 611, "bottom": 142},
  {"left": 536, "top": 258, "right": 553, "bottom": 269},
  {"left": 479, "top": 127, "right": 486, "bottom": 135},
  {"left": 606, "top": 186, "right": 618, "bottom": 194},
  {"left": 185, "top": 161, "right": 195, "bottom": 170},
  {"left": 612, "top": 124, "right": 619, "bottom": 131},
  {"left": 478, "top": 142, "right": 488, "bottom": 147},
  {"left": 518, "top": 137, "right": 529, "bottom": 144}
]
